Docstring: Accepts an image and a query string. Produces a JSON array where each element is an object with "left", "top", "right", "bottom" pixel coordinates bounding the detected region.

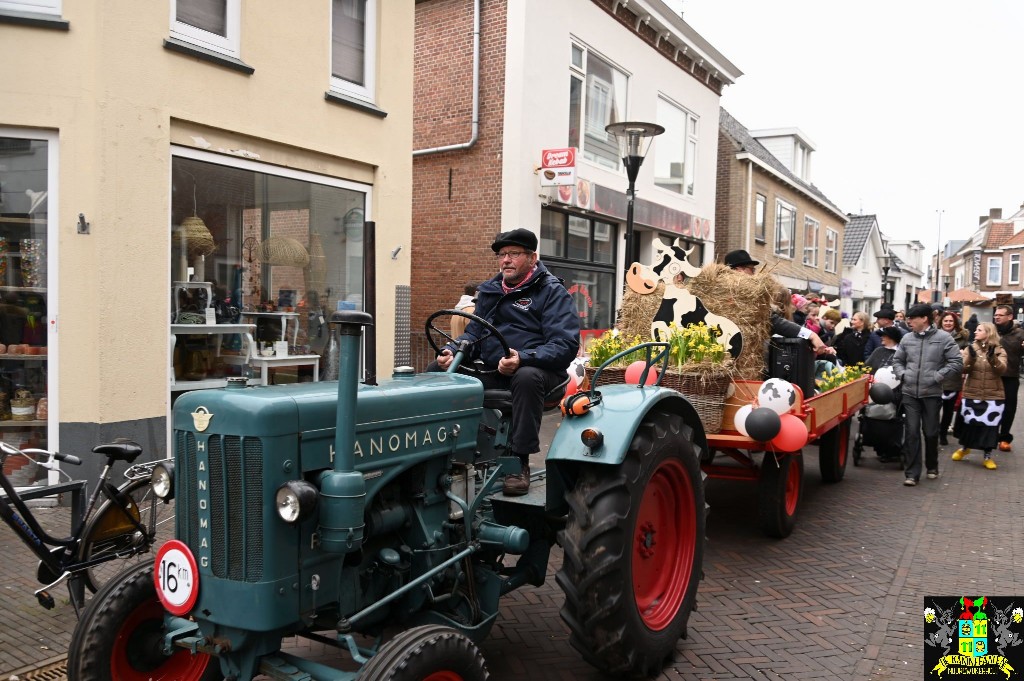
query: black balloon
[
  {"left": 745, "top": 407, "right": 782, "bottom": 442},
  {"left": 869, "top": 382, "right": 894, "bottom": 405}
]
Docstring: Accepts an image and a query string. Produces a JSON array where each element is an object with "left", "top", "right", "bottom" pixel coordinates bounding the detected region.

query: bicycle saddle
[{"left": 92, "top": 441, "right": 143, "bottom": 463}]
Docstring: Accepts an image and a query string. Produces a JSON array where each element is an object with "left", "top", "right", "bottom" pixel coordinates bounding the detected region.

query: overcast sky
[{"left": 669, "top": 0, "right": 1024, "bottom": 252}]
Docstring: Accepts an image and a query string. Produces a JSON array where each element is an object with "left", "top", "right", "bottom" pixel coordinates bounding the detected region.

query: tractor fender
[{"left": 548, "top": 384, "right": 707, "bottom": 466}]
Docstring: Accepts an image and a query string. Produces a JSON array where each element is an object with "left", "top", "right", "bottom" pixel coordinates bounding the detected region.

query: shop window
[
  {"left": 568, "top": 42, "right": 628, "bottom": 170},
  {"left": 170, "top": 0, "right": 240, "bottom": 57},
  {"left": 331, "top": 0, "right": 376, "bottom": 103},
  {"left": 0, "top": 132, "right": 53, "bottom": 484},
  {"left": 170, "top": 151, "right": 369, "bottom": 387},
  {"left": 540, "top": 208, "right": 616, "bottom": 332}
]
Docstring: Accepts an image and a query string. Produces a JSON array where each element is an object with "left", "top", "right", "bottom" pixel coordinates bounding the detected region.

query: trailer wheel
[
  {"left": 757, "top": 452, "right": 804, "bottom": 539},
  {"left": 67, "top": 562, "right": 220, "bottom": 681},
  {"left": 358, "top": 625, "right": 488, "bottom": 681},
  {"left": 817, "top": 421, "right": 850, "bottom": 483},
  {"left": 557, "top": 412, "right": 705, "bottom": 678}
]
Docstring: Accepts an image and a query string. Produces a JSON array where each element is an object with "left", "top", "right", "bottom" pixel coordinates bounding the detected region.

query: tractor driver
[{"left": 432, "top": 228, "right": 580, "bottom": 496}]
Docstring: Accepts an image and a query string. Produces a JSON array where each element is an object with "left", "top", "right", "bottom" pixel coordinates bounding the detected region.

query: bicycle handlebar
[
  {"left": 17, "top": 447, "right": 83, "bottom": 467},
  {"left": 53, "top": 452, "right": 82, "bottom": 466}
]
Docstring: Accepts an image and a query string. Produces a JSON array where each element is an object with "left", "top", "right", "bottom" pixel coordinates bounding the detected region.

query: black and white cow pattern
[
  {"left": 651, "top": 284, "right": 743, "bottom": 359},
  {"left": 961, "top": 398, "right": 1005, "bottom": 425}
]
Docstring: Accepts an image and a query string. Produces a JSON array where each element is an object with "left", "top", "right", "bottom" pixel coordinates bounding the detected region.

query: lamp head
[{"left": 605, "top": 121, "right": 665, "bottom": 184}]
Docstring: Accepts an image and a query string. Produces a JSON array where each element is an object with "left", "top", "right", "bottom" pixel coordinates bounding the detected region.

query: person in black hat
[
  {"left": 892, "top": 303, "right": 963, "bottom": 486},
  {"left": 863, "top": 307, "right": 904, "bottom": 361},
  {"left": 865, "top": 325, "right": 903, "bottom": 373},
  {"left": 432, "top": 228, "right": 580, "bottom": 496},
  {"left": 723, "top": 249, "right": 759, "bottom": 274}
]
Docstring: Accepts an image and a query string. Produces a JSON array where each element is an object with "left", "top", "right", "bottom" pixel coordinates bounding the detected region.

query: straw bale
[
  {"left": 685, "top": 264, "right": 779, "bottom": 379},
  {"left": 615, "top": 281, "right": 666, "bottom": 341}
]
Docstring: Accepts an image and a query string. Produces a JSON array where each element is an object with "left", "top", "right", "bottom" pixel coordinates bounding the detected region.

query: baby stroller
[{"left": 852, "top": 386, "right": 904, "bottom": 466}]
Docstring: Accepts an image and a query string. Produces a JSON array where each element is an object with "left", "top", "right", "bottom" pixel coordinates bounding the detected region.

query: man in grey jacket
[{"left": 892, "top": 303, "right": 964, "bottom": 486}]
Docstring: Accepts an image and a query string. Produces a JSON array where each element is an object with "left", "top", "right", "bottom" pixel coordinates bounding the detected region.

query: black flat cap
[
  {"left": 491, "top": 228, "right": 538, "bottom": 253},
  {"left": 724, "top": 249, "right": 759, "bottom": 269},
  {"left": 907, "top": 303, "right": 933, "bottom": 319}
]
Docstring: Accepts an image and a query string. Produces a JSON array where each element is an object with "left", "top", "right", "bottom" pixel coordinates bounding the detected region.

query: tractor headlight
[
  {"left": 151, "top": 462, "right": 175, "bottom": 500},
  {"left": 581, "top": 428, "right": 604, "bottom": 450},
  {"left": 275, "top": 480, "right": 319, "bottom": 523}
]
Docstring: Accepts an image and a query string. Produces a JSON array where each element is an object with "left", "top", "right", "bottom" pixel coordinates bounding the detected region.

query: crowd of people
[{"left": 793, "top": 295, "right": 1024, "bottom": 486}]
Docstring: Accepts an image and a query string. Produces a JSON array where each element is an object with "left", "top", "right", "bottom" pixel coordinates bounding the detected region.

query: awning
[{"left": 947, "top": 287, "right": 991, "bottom": 304}]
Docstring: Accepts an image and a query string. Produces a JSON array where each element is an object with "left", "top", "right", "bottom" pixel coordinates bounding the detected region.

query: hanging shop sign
[{"left": 539, "top": 147, "right": 577, "bottom": 187}]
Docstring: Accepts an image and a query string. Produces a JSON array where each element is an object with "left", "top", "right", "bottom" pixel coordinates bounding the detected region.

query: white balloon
[
  {"left": 757, "top": 378, "right": 797, "bottom": 415},
  {"left": 734, "top": 403, "right": 753, "bottom": 436},
  {"left": 875, "top": 366, "right": 900, "bottom": 389},
  {"left": 566, "top": 357, "right": 588, "bottom": 387}
]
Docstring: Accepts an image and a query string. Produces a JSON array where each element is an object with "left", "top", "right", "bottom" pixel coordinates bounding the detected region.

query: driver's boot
[{"left": 502, "top": 458, "right": 530, "bottom": 496}]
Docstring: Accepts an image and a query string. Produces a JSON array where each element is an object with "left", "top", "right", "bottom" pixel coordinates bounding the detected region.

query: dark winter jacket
[
  {"left": 451, "top": 261, "right": 579, "bottom": 371},
  {"left": 892, "top": 326, "right": 963, "bottom": 398},
  {"left": 832, "top": 327, "right": 870, "bottom": 367},
  {"left": 995, "top": 320, "right": 1024, "bottom": 376},
  {"left": 961, "top": 341, "right": 1007, "bottom": 401}
]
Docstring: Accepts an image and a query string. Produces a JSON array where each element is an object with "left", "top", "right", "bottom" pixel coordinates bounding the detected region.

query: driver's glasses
[{"left": 496, "top": 250, "right": 528, "bottom": 261}]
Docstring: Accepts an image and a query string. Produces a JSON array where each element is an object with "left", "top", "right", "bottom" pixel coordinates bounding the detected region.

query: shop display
[{"left": 19, "top": 238, "right": 46, "bottom": 288}]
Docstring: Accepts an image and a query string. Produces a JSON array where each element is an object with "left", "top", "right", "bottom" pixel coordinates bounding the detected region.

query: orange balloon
[
  {"left": 770, "top": 413, "right": 808, "bottom": 452},
  {"left": 564, "top": 379, "right": 578, "bottom": 399},
  {"left": 624, "top": 360, "right": 658, "bottom": 385}
]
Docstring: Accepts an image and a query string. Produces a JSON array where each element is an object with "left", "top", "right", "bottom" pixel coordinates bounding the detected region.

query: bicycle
[{"left": 0, "top": 439, "right": 174, "bottom": 614}]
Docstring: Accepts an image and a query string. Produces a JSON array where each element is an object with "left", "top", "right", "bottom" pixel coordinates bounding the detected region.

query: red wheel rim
[
  {"left": 837, "top": 426, "right": 848, "bottom": 468},
  {"left": 110, "top": 597, "right": 213, "bottom": 680},
  {"left": 423, "top": 673, "right": 465, "bottom": 681},
  {"left": 784, "top": 457, "right": 801, "bottom": 516},
  {"left": 632, "top": 458, "right": 696, "bottom": 631}
]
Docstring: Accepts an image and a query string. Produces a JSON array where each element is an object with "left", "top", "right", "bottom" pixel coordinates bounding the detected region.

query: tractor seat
[{"left": 482, "top": 376, "right": 571, "bottom": 415}]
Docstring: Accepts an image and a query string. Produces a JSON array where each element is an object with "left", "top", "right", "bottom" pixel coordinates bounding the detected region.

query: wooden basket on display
[
  {"left": 11, "top": 389, "right": 35, "bottom": 422},
  {"left": 584, "top": 365, "right": 627, "bottom": 387}
]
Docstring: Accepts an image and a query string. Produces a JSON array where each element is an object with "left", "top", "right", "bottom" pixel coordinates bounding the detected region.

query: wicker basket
[
  {"left": 661, "top": 370, "right": 731, "bottom": 433},
  {"left": 584, "top": 365, "right": 627, "bottom": 387},
  {"left": 11, "top": 389, "right": 35, "bottom": 422}
]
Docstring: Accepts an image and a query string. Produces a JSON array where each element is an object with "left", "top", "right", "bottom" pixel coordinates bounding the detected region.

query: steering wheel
[{"left": 425, "top": 309, "right": 511, "bottom": 375}]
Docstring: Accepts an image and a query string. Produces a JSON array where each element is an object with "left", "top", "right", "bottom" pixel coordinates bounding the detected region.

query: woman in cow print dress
[{"left": 952, "top": 322, "right": 1008, "bottom": 469}]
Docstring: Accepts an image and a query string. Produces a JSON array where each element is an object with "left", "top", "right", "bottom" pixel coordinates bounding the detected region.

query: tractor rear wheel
[
  {"left": 67, "top": 562, "right": 220, "bottom": 681},
  {"left": 757, "top": 451, "right": 804, "bottom": 538},
  {"left": 358, "top": 625, "right": 488, "bottom": 680},
  {"left": 556, "top": 412, "right": 705, "bottom": 677}
]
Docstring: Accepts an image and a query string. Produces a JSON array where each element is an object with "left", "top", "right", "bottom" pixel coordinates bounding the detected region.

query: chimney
[{"left": 990, "top": 208, "right": 1003, "bottom": 220}]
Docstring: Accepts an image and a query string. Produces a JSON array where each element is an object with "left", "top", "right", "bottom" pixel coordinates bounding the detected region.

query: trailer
[{"left": 701, "top": 376, "right": 871, "bottom": 538}]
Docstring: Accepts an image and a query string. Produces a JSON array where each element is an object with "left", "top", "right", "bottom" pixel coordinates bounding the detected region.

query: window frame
[
  {"left": 987, "top": 256, "right": 1002, "bottom": 286},
  {"left": 568, "top": 41, "right": 628, "bottom": 171},
  {"left": 802, "top": 216, "right": 819, "bottom": 267},
  {"left": 330, "top": 0, "right": 377, "bottom": 104},
  {"left": 754, "top": 193, "right": 766, "bottom": 242},
  {"left": 774, "top": 199, "right": 796, "bottom": 259},
  {"left": 824, "top": 228, "right": 838, "bottom": 273},
  {"left": 1010, "top": 253, "right": 1020, "bottom": 285},
  {"left": 169, "top": 0, "right": 241, "bottom": 58}
]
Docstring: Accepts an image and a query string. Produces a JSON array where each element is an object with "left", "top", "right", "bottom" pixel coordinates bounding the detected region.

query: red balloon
[
  {"left": 624, "top": 360, "right": 658, "bottom": 385},
  {"left": 564, "top": 378, "right": 578, "bottom": 399},
  {"left": 770, "top": 413, "right": 808, "bottom": 452}
]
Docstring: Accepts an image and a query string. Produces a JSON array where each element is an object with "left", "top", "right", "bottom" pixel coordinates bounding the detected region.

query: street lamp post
[
  {"left": 605, "top": 121, "right": 665, "bottom": 276},
  {"left": 880, "top": 251, "right": 891, "bottom": 306},
  {"left": 934, "top": 209, "right": 944, "bottom": 303},
  {"left": 943, "top": 275, "right": 951, "bottom": 308}
]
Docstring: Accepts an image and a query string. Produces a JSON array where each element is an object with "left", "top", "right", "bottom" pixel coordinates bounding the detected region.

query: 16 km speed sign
[{"left": 154, "top": 540, "right": 199, "bottom": 615}]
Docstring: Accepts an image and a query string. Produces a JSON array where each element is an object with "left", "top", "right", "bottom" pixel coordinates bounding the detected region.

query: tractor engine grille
[{"left": 176, "top": 430, "right": 265, "bottom": 582}]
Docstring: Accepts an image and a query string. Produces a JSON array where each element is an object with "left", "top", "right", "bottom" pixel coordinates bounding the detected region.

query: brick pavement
[{"left": 3, "top": 408, "right": 1024, "bottom": 680}]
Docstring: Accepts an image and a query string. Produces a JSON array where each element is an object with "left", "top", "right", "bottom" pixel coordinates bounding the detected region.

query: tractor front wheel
[
  {"left": 67, "top": 562, "right": 220, "bottom": 681},
  {"left": 557, "top": 412, "right": 706, "bottom": 677},
  {"left": 358, "top": 625, "right": 488, "bottom": 680}
]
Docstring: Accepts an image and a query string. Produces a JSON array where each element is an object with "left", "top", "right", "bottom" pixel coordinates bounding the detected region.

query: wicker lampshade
[
  {"left": 180, "top": 216, "right": 217, "bottom": 258},
  {"left": 260, "top": 235, "right": 310, "bottom": 267}
]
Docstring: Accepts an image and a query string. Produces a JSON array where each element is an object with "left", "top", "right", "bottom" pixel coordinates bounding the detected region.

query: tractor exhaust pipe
[{"left": 319, "top": 310, "right": 373, "bottom": 554}]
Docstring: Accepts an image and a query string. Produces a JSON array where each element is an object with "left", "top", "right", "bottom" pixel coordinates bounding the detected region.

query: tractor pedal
[{"left": 36, "top": 590, "right": 55, "bottom": 610}]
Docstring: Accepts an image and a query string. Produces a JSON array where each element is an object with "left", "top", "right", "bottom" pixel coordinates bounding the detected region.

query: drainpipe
[
  {"left": 413, "top": 0, "right": 481, "bottom": 157},
  {"left": 743, "top": 158, "right": 753, "bottom": 254}
]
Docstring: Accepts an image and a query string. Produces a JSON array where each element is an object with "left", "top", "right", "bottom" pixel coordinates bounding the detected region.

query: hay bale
[
  {"left": 616, "top": 281, "right": 666, "bottom": 341},
  {"left": 686, "top": 264, "right": 778, "bottom": 379}
]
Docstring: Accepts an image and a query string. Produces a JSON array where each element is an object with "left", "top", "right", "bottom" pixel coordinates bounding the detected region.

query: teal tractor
[{"left": 68, "top": 310, "right": 708, "bottom": 680}]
